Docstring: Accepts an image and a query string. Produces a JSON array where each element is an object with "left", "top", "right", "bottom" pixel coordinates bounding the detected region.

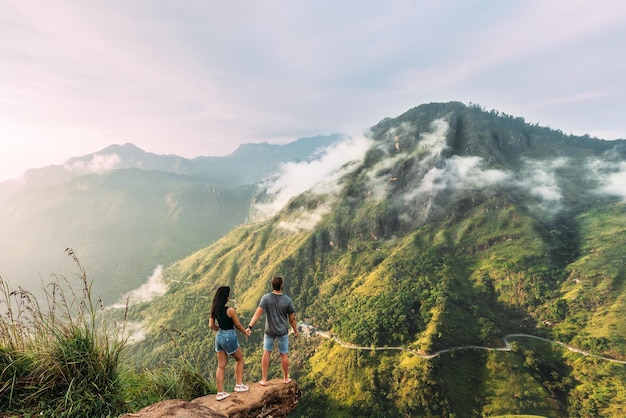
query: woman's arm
[
  {"left": 227, "top": 307, "right": 247, "bottom": 334},
  {"left": 208, "top": 316, "right": 219, "bottom": 331}
]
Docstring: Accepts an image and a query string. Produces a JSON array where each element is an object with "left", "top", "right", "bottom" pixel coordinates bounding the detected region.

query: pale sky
[{"left": 2, "top": 0, "right": 626, "bottom": 182}]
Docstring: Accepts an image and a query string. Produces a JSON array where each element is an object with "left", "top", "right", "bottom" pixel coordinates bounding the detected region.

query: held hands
[{"left": 245, "top": 325, "right": 252, "bottom": 338}]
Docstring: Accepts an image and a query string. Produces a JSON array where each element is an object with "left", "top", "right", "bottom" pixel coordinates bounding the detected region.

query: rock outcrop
[{"left": 121, "top": 379, "right": 300, "bottom": 418}]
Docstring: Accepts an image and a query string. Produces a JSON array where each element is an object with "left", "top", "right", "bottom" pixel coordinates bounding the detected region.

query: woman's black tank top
[{"left": 217, "top": 306, "right": 234, "bottom": 330}]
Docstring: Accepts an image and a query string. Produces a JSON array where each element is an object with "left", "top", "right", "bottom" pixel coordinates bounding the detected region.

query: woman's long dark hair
[{"left": 210, "top": 286, "right": 230, "bottom": 319}]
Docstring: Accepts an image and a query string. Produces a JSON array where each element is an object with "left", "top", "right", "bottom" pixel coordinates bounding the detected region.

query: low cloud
[
  {"left": 251, "top": 135, "right": 373, "bottom": 228},
  {"left": 366, "top": 151, "right": 406, "bottom": 201},
  {"left": 368, "top": 119, "right": 452, "bottom": 202},
  {"left": 63, "top": 153, "right": 121, "bottom": 174},
  {"left": 121, "top": 321, "right": 148, "bottom": 344},
  {"left": 109, "top": 265, "right": 165, "bottom": 309},
  {"left": 277, "top": 203, "right": 332, "bottom": 233},
  {"left": 404, "top": 151, "right": 571, "bottom": 219},
  {"left": 513, "top": 157, "right": 567, "bottom": 213},
  {"left": 602, "top": 162, "right": 626, "bottom": 199},
  {"left": 417, "top": 119, "right": 451, "bottom": 159},
  {"left": 256, "top": 118, "right": 625, "bottom": 235},
  {"left": 397, "top": 120, "right": 509, "bottom": 201},
  {"left": 411, "top": 155, "right": 510, "bottom": 199},
  {"left": 587, "top": 159, "right": 626, "bottom": 200}
]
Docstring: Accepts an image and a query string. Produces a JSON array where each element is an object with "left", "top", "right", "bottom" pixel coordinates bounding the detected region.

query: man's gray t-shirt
[{"left": 259, "top": 293, "right": 295, "bottom": 337}]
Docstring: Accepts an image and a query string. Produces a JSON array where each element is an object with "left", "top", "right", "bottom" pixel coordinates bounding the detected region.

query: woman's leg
[
  {"left": 216, "top": 350, "right": 228, "bottom": 393},
  {"left": 231, "top": 347, "right": 245, "bottom": 385}
]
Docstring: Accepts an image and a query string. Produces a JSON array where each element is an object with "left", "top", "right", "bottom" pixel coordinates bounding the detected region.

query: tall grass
[{"left": 0, "top": 249, "right": 213, "bottom": 417}]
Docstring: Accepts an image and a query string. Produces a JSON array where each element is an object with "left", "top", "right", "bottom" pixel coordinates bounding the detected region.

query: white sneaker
[
  {"left": 216, "top": 392, "right": 230, "bottom": 400},
  {"left": 234, "top": 384, "right": 249, "bottom": 392}
]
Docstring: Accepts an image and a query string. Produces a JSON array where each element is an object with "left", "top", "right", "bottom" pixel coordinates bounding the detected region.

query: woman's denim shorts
[{"left": 215, "top": 329, "right": 239, "bottom": 355}]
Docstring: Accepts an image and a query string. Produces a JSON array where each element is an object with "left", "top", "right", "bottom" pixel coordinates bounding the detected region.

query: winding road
[{"left": 313, "top": 330, "right": 626, "bottom": 364}]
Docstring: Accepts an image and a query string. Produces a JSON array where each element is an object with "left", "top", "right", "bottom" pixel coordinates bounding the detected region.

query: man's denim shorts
[
  {"left": 263, "top": 333, "right": 289, "bottom": 354},
  {"left": 215, "top": 329, "right": 239, "bottom": 355}
]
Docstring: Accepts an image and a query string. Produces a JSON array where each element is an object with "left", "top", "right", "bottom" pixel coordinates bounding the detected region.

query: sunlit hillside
[{"left": 126, "top": 102, "right": 626, "bottom": 417}]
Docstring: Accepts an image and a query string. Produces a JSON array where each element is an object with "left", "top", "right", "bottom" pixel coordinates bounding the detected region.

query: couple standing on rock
[{"left": 208, "top": 276, "right": 299, "bottom": 401}]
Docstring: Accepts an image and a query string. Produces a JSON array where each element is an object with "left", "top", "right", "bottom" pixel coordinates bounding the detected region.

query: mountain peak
[{"left": 97, "top": 142, "right": 146, "bottom": 155}]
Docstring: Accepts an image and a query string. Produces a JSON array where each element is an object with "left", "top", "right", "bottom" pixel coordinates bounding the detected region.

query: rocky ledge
[{"left": 121, "top": 379, "right": 300, "bottom": 418}]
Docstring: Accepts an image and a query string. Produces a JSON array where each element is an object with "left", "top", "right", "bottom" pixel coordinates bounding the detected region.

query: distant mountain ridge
[
  {"left": 0, "top": 134, "right": 344, "bottom": 303},
  {"left": 1, "top": 134, "right": 344, "bottom": 192},
  {"left": 190, "top": 134, "right": 344, "bottom": 185}
]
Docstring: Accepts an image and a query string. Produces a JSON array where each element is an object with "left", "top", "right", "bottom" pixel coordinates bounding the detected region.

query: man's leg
[
  {"left": 280, "top": 353, "right": 290, "bottom": 383},
  {"left": 260, "top": 349, "right": 271, "bottom": 385},
  {"left": 277, "top": 334, "right": 291, "bottom": 383},
  {"left": 260, "top": 334, "right": 276, "bottom": 385}
]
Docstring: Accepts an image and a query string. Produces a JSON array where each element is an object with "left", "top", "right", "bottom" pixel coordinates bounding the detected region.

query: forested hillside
[{"left": 126, "top": 102, "right": 626, "bottom": 417}]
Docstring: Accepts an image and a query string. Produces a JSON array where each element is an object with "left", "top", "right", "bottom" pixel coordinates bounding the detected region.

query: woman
[{"left": 209, "top": 286, "right": 249, "bottom": 400}]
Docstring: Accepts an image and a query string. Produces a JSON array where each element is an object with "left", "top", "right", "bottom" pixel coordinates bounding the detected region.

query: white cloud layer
[
  {"left": 63, "top": 153, "right": 121, "bottom": 174},
  {"left": 513, "top": 158, "right": 568, "bottom": 213},
  {"left": 252, "top": 115, "right": 626, "bottom": 233},
  {"left": 587, "top": 159, "right": 626, "bottom": 201},
  {"left": 252, "top": 135, "right": 373, "bottom": 230},
  {"left": 109, "top": 265, "right": 166, "bottom": 309}
]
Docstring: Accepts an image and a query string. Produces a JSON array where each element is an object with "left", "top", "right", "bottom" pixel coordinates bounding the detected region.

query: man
[{"left": 246, "top": 276, "right": 298, "bottom": 384}]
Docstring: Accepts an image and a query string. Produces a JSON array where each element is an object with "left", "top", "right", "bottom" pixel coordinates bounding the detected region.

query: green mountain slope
[{"left": 126, "top": 102, "right": 626, "bottom": 417}]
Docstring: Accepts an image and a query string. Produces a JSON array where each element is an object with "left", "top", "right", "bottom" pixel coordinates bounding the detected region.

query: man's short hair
[{"left": 272, "top": 276, "right": 283, "bottom": 291}]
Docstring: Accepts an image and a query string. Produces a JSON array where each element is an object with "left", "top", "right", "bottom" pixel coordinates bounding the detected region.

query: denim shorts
[
  {"left": 215, "top": 329, "right": 239, "bottom": 355},
  {"left": 263, "top": 333, "right": 289, "bottom": 354}
]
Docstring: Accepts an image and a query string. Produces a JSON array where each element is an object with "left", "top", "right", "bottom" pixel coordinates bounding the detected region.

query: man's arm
[
  {"left": 246, "top": 307, "right": 264, "bottom": 336},
  {"left": 288, "top": 312, "right": 299, "bottom": 338}
]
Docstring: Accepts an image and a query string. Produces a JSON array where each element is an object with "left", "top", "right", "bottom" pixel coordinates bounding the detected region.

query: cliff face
[{"left": 121, "top": 380, "right": 300, "bottom": 418}]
